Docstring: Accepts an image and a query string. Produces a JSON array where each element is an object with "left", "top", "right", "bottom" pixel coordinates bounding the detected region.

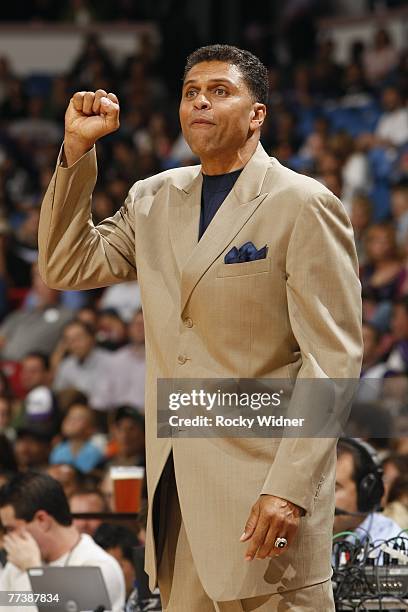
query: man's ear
[
  {"left": 33, "top": 510, "right": 52, "bottom": 532},
  {"left": 250, "top": 103, "right": 266, "bottom": 130}
]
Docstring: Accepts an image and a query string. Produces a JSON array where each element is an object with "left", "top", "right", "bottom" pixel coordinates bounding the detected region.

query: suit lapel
[
  {"left": 168, "top": 170, "right": 202, "bottom": 274},
  {"left": 168, "top": 143, "right": 272, "bottom": 313}
]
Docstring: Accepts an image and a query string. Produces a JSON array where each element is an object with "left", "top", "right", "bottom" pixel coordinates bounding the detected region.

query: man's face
[
  {"left": 70, "top": 493, "right": 104, "bottom": 536},
  {"left": 114, "top": 417, "right": 145, "bottom": 457},
  {"left": 179, "top": 61, "right": 259, "bottom": 160},
  {"left": 64, "top": 324, "right": 94, "bottom": 360},
  {"left": 21, "top": 356, "right": 48, "bottom": 391},
  {"left": 0, "top": 505, "right": 46, "bottom": 555},
  {"left": 14, "top": 435, "right": 50, "bottom": 470},
  {"left": 62, "top": 405, "right": 93, "bottom": 440},
  {"left": 334, "top": 452, "right": 359, "bottom": 533}
]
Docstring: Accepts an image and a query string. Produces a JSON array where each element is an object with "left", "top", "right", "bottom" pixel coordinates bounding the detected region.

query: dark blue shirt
[{"left": 198, "top": 169, "right": 243, "bottom": 240}]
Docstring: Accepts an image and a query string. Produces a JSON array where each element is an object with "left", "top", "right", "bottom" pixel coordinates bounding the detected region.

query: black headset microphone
[{"left": 335, "top": 437, "right": 385, "bottom": 518}]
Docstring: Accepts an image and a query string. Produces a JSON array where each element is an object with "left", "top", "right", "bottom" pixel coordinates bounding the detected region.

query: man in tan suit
[{"left": 39, "top": 45, "right": 363, "bottom": 610}]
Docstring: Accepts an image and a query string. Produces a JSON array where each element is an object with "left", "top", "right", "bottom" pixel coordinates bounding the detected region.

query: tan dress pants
[{"left": 154, "top": 454, "right": 335, "bottom": 612}]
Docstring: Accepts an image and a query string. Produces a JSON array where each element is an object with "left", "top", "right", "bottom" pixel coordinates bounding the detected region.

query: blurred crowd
[{"left": 0, "top": 6, "right": 406, "bottom": 610}]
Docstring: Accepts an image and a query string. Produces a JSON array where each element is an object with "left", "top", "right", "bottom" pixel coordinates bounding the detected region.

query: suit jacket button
[
  {"left": 184, "top": 317, "right": 193, "bottom": 328},
  {"left": 177, "top": 354, "right": 187, "bottom": 365}
]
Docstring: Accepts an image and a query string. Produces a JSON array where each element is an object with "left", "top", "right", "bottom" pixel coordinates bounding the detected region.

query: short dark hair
[
  {"left": 114, "top": 405, "right": 145, "bottom": 429},
  {"left": 183, "top": 44, "right": 269, "bottom": 105},
  {"left": 23, "top": 351, "right": 50, "bottom": 370},
  {"left": 0, "top": 471, "right": 72, "bottom": 525},
  {"left": 64, "top": 319, "right": 95, "bottom": 338},
  {"left": 70, "top": 486, "right": 108, "bottom": 512},
  {"left": 93, "top": 523, "right": 140, "bottom": 562}
]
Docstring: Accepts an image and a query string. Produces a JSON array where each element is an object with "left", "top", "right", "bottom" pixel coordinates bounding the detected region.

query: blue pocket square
[{"left": 224, "top": 242, "right": 268, "bottom": 264}]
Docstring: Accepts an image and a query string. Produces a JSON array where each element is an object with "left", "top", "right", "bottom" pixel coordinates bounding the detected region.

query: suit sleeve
[
  {"left": 38, "top": 146, "right": 137, "bottom": 290},
  {"left": 260, "top": 191, "right": 363, "bottom": 515}
]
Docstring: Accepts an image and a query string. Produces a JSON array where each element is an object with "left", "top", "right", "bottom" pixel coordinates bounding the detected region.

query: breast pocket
[{"left": 216, "top": 257, "right": 271, "bottom": 278}]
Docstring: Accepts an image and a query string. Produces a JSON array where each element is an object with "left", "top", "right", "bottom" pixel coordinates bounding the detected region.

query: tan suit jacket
[{"left": 39, "top": 142, "right": 363, "bottom": 601}]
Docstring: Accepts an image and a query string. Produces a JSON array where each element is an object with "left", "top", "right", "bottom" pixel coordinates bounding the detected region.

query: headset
[{"left": 338, "top": 437, "right": 384, "bottom": 513}]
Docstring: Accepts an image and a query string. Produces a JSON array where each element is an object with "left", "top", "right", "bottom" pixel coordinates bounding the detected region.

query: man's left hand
[
  {"left": 240, "top": 495, "right": 303, "bottom": 561},
  {"left": 3, "top": 530, "right": 42, "bottom": 571}
]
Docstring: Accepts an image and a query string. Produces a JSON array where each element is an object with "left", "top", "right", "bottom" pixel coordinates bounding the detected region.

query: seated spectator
[
  {"left": 374, "top": 86, "right": 408, "bottom": 149},
  {"left": 69, "top": 487, "right": 108, "bottom": 536},
  {"left": 0, "top": 472, "right": 125, "bottom": 611},
  {"left": 334, "top": 438, "right": 401, "bottom": 559},
  {"left": 5, "top": 207, "right": 39, "bottom": 288},
  {"left": 391, "top": 180, "right": 408, "bottom": 249},
  {"left": 96, "top": 308, "right": 128, "bottom": 351},
  {"left": 361, "top": 223, "right": 404, "bottom": 329},
  {"left": 363, "top": 29, "right": 399, "bottom": 86},
  {"left": 53, "top": 320, "right": 112, "bottom": 409},
  {"left": 18, "top": 352, "right": 58, "bottom": 436},
  {"left": 94, "top": 523, "right": 141, "bottom": 600},
  {"left": 384, "top": 296, "right": 408, "bottom": 375},
  {"left": 49, "top": 400, "right": 105, "bottom": 473},
  {"left": 0, "top": 263, "right": 73, "bottom": 361},
  {"left": 107, "top": 406, "right": 145, "bottom": 468},
  {"left": 14, "top": 426, "right": 50, "bottom": 471},
  {"left": 93, "top": 309, "right": 145, "bottom": 411}
]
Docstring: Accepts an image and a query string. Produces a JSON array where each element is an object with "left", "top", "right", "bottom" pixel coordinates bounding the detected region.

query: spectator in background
[
  {"left": 93, "top": 309, "right": 145, "bottom": 411},
  {"left": 69, "top": 487, "right": 108, "bottom": 536},
  {"left": 94, "top": 523, "right": 142, "bottom": 603},
  {"left": 334, "top": 438, "right": 401, "bottom": 553},
  {"left": 363, "top": 29, "right": 399, "bottom": 86},
  {"left": 391, "top": 181, "right": 408, "bottom": 249},
  {"left": 361, "top": 223, "right": 404, "bottom": 330},
  {"left": 5, "top": 207, "right": 39, "bottom": 288},
  {"left": 375, "top": 86, "right": 408, "bottom": 149},
  {"left": 0, "top": 263, "right": 73, "bottom": 361},
  {"left": 330, "top": 132, "right": 372, "bottom": 212},
  {"left": 49, "top": 400, "right": 105, "bottom": 473},
  {"left": 53, "top": 320, "right": 111, "bottom": 408},
  {"left": 13, "top": 427, "right": 50, "bottom": 471},
  {"left": 0, "top": 472, "right": 125, "bottom": 612},
  {"left": 384, "top": 296, "right": 408, "bottom": 375},
  {"left": 358, "top": 322, "right": 387, "bottom": 401},
  {"left": 96, "top": 308, "right": 128, "bottom": 351},
  {"left": 107, "top": 406, "right": 145, "bottom": 468},
  {"left": 350, "top": 194, "right": 372, "bottom": 265},
  {"left": 18, "top": 352, "right": 58, "bottom": 435}
]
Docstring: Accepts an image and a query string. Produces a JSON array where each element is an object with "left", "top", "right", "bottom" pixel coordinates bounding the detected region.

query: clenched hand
[{"left": 63, "top": 89, "right": 120, "bottom": 166}]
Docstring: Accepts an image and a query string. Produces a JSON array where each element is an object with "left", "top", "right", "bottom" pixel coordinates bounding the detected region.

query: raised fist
[{"left": 63, "top": 89, "right": 120, "bottom": 165}]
